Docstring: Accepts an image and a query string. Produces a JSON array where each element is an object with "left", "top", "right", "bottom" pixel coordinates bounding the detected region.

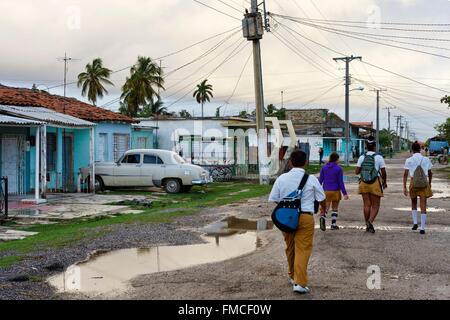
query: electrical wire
[{"left": 192, "top": 0, "right": 241, "bottom": 21}]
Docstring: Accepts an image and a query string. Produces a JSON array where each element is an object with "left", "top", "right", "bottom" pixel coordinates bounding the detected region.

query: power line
[
  {"left": 214, "top": 0, "right": 244, "bottom": 15},
  {"left": 192, "top": 0, "right": 241, "bottom": 21}
]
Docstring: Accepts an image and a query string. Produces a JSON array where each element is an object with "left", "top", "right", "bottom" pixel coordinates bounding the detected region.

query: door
[
  {"left": 113, "top": 153, "right": 145, "bottom": 187},
  {"left": 141, "top": 154, "right": 166, "bottom": 186},
  {"left": 63, "top": 135, "right": 74, "bottom": 192},
  {"left": 1, "top": 137, "right": 19, "bottom": 194},
  {"left": 97, "top": 133, "right": 108, "bottom": 162}
]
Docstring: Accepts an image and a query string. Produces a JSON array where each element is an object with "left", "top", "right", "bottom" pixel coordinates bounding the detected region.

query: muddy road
[{"left": 116, "top": 156, "right": 450, "bottom": 300}]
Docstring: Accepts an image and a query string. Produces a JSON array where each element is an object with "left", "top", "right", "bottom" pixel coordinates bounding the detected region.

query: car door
[
  {"left": 141, "top": 154, "right": 166, "bottom": 187},
  {"left": 113, "top": 153, "right": 144, "bottom": 187}
]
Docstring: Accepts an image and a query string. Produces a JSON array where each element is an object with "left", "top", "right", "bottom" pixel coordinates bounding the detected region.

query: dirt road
[{"left": 120, "top": 154, "right": 450, "bottom": 300}]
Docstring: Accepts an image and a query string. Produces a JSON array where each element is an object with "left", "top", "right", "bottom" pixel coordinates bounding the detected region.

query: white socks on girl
[
  {"left": 421, "top": 213, "right": 427, "bottom": 231},
  {"left": 412, "top": 210, "right": 418, "bottom": 225}
]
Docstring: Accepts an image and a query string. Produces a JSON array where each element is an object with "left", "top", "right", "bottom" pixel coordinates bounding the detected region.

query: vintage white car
[{"left": 82, "top": 149, "right": 212, "bottom": 194}]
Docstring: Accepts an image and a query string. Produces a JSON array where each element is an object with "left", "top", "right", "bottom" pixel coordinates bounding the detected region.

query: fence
[{"left": 0, "top": 177, "right": 8, "bottom": 219}]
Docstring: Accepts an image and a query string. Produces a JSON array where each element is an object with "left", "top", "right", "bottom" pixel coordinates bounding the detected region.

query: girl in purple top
[{"left": 319, "top": 152, "right": 349, "bottom": 230}]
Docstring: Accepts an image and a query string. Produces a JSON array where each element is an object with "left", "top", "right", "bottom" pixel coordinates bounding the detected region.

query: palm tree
[
  {"left": 77, "top": 58, "right": 113, "bottom": 105},
  {"left": 139, "top": 99, "right": 168, "bottom": 118},
  {"left": 121, "top": 56, "right": 164, "bottom": 117},
  {"left": 193, "top": 79, "right": 213, "bottom": 119}
]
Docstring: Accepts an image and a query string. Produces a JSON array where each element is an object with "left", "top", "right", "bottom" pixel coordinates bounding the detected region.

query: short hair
[
  {"left": 289, "top": 150, "right": 307, "bottom": 167},
  {"left": 412, "top": 142, "right": 421, "bottom": 153},
  {"left": 329, "top": 152, "right": 339, "bottom": 163},
  {"left": 367, "top": 136, "right": 376, "bottom": 150}
]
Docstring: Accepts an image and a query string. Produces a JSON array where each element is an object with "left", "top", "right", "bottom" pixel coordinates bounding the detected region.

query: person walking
[
  {"left": 403, "top": 142, "right": 433, "bottom": 235},
  {"left": 355, "top": 137, "right": 387, "bottom": 233},
  {"left": 269, "top": 150, "right": 327, "bottom": 294},
  {"left": 319, "top": 152, "right": 349, "bottom": 230},
  {"left": 319, "top": 147, "right": 324, "bottom": 165}
]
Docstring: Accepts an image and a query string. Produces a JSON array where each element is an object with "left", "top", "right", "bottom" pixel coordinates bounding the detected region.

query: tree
[
  {"left": 193, "top": 79, "right": 213, "bottom": 119},
  {"left": 179, "top": 109, "right": 192, "bottom": 118},
  {"left": 121, "top": 56, "right": 164, "bottom": 117},
  {"left": 435, "top": 118, "right": 450, "bottom": 143},
  {"left": 441, "top": 95, "right": 450, "bottom": 108},
  {"left": 138, "top": 99, "right": 168, "bottom": 118},
  {"left": 239, "top": 110, "right": 252, "bottom": 118},
  {"left": 265, "top": 103, "right": 286, "bottom": 119},
  {"left": 379, "top": 129, "right": 396, "bottom": 149},
  {"left": 77, "top": 58, "right": 113, "bottom": 105}
]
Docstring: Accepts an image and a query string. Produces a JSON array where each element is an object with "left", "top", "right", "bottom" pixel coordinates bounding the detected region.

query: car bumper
[{"left": 191, "top": 178, "right": 213, "bottom": 185}]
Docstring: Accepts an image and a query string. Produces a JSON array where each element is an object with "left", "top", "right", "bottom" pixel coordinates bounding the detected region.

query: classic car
[{"left": 82, "top": 149, "right": 211, "bottom": 193}]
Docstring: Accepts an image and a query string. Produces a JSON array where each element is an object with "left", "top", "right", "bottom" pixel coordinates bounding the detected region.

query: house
[
  {"left": 0, "top": 107, "right": 95, "bottom": 203},
  {"left": 286, "top": 109, "right": 375, "bottom": 162},
  {"left": 136, "top": 116, "right": 296, "bottom": 179},
  {"left": 0, "top": 85, "right": 137, "bottom": 199}
]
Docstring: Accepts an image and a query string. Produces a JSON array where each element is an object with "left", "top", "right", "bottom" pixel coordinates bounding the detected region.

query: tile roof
[{"left": 0, "top": 85, "right": 136, "bottom": 123}]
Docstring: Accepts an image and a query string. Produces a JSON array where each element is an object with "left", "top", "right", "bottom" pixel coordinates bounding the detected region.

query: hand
[
  {"left": 403, "top": 188, "right": 408, "bottom": 197},
  {"left": 344, "top": 195, "right": 350, "bottom": 200},
  {"left": 383, "top": 183, "right": 388, "bottom": 189}
]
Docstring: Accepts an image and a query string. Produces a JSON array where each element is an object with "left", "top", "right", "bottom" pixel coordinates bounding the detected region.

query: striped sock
[{"left": 331, "top": 211, "right": 338, "bottom": 226}]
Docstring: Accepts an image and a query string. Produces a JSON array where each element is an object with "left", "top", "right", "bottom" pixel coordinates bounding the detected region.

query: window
[
  {"left": 122, "top": 154, "right": 141, "bottom": 164},
  {"left": 46, "top": 133, "right": 57, "bottom": 171},
  {"left": 113, "top": 134, "right": 130, "bottom": 161},
  {"left": 144, "top": 155, "right": 164, "bottom": 164},
  {"left": 137, "top": 137, "right": 148, "bottom": 149}
]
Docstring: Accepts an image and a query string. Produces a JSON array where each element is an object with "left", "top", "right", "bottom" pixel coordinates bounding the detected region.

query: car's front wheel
[
  {"left": 164, "top": 178, "right": 182, "bottom": 194},
  {"left": 87, "top": 176, "right": 105, "bottom": 193}
]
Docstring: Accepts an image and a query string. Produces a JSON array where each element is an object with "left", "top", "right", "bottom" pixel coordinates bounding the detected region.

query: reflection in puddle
[
  {"left": 203, "top": 216, "right": 273, "bottom": 236},
  {"left": 48, "top": 231, "right": 261, "bottom": 296}
]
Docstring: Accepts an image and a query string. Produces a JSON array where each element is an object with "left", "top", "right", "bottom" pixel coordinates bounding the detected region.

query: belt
[{"left": 300, "top": 212, "right": 313, "bottom": 215}]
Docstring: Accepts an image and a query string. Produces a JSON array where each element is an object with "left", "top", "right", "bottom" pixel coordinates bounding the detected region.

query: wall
[
  {"left": 131, "top": 129, "right": 154, "bottom": 149},
  {"left": 95, "top": 123, "right": 132, "bottom": 162}
]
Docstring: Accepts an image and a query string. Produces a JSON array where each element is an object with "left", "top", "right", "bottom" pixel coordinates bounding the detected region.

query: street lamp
[{"left": 350, "top": 86, "right": 364, "bottom": 92}]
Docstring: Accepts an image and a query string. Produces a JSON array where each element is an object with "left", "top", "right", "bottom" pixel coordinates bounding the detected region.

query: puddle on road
[
  {"left": 203, "top": 216, "right": 273, "bottom": 236},
  {"left": 394, "top": 207, "right": 447, "bottom": 213},
  {"left": 9, "top": 209, "right": 42, "bottom": 217},
  {"left": 48, "top": 217, "right": 272, "bottom": 297}
]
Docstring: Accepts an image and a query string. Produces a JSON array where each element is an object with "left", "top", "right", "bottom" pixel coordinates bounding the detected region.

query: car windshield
[{"left": 173, "top": 153, "right": 186, "bottom": 164}]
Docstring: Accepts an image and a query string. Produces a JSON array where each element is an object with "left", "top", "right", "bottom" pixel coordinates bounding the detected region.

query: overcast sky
[{"left": 1, "top": 0, "right": 450, "bottom": 140}]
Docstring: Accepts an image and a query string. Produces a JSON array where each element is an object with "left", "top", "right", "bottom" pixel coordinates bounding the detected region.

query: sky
[{"left": 1, "top": 0, "right": 450, "bottom": 141}]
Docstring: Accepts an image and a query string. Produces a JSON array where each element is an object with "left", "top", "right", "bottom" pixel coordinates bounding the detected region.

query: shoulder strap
[{"left": 298, "top": 173, "right": 310, "bottom": 192}]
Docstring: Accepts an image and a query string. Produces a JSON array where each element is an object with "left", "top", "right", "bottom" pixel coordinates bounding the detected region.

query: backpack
[
  {"left": 271, "top": 173, "right": 310, "bottom": 233},
  {"left": 412, "top": 158, "right": 428, "bottom": 189},
  {"left": 360, "top": 153, "right": 379, "bottom": 184}
]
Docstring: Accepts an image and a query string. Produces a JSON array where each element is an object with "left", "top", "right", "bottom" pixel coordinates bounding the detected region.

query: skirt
[
  {"left": 409, "top": 180, "right": 433, "bottom": 199},
  {"left": 358, "top": 177, "right": 384, "bottom": 197},
  {"left": 325, "top": 191, "right": 342, "bottom": 203}
]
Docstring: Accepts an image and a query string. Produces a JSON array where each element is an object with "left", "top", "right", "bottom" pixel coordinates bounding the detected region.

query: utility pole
[
  {"left": 333, "top": 55, "right": 362, "bottom": 166},
  {"left": 243, "top": 0, "right": 270, "bottom": 184},
  {"left": 281, "top": 90, "right": 284, "bottom": 109},
  {"left": 394, "top": 115, "right": 403, "bottom": 151},
  {"left": 384, "top": 106, "right": 396, "bottom": 133},
  {"left": 370, "top": 89, "right": 387, "bottom": 153},
  {"left": 155, "top": 59, "right": 163, "bottom": 149}
]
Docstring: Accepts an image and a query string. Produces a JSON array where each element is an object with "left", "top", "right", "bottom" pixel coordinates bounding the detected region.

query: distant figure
[
  {"left": 424, "top": 147, "right": 429, "bottom": 156},
  {"left": 319, "top": 148, "right": 324, "bottom": 165},
  {"left": 319, "top": 152, "right": 349, "bottom": 230},
  {"left": 403, "top": 142, "right": 433, "bottom": 235},
  {"left": 355, "top": 137, "right": 387, "bottom": 234},
  {"left": 389, "top": 147, "right": 393, "bottom": 159}
]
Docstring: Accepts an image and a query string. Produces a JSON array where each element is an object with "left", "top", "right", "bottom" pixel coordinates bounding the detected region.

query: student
[
  {"left": 319, "top": 152, "right": 349, "bottom": 230},
  {"left": 403, "top": 142, "right": 433, "bottom": 235},
  {"left": 269, "top": 150, "right": 327, "bottom": 294},
  {"left": 355, "top": 137, "right": 388, "bottom": 233}
]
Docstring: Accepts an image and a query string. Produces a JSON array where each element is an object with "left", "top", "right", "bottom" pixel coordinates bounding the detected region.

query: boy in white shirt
[{"left": 403, "top": 142, "right": 433, "bottom": 235}]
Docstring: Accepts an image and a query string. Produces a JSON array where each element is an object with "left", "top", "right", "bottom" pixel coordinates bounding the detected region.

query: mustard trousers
[{"left": 282, "top": 214, "right": 315, "bottom": 287}]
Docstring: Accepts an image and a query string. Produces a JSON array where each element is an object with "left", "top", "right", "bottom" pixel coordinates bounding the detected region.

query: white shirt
[
  {"left": 404, "top": 153, "right": 433, "bottom": 177},
  {"left": 356, "top": 152, "right": 386, "bottom": 172},
  {"left": 268, "top": 168, "right": 326, "bottom": 213}
]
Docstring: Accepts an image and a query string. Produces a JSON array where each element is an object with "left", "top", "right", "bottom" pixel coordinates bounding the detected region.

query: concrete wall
[
  {"left": 131, "top": 129, "right": 155, "bottom": 149},
  {"left": 95, "top": 123, "right": 132, "bottom": 162}
]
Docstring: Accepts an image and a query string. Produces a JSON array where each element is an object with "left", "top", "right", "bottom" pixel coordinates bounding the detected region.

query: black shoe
[
  {"left": 331, "top": 224, "right": 340, "bottom": 230},
  {"left": 420, "top": 230, "right": 426, "bottom": 235},
  {"left": 367, "top": 222, "right": 375, "bottom": 234},
  {"left": 412, "top": 224, "right": 418, "bottom": 231},
  {"left": 365, "top": 221, "right": 370, "bottom": 232},
  {"left": 320, "top": 216, "right": 326, "bottom": 231}
]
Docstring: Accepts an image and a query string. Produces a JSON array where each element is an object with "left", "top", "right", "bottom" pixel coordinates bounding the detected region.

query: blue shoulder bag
[{"left": 271, "top": 173, "right": 310, "bottom": 233}]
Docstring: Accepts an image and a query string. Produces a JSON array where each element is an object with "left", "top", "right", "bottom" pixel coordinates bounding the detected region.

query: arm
[
  {"left": 355, "top": 156, "right": 362, "bottom": 175},
  {"left": 268, "top": 180, "right": 280, "bottom": 203},
  {"left": 355, "top": 167, "right": 362, "bottom": 175},
  {"left": 380, "top": 168, "right": 387, "bottom": 189},
  {"left": 318, "top": 168, "right": 324, "bottom": 185},
  {"left": 313, "top": 178, "right": 327, "bottom": 216},
  {"left": 403, "top": 169, "right": 409, "bottom": 197},
  {"left": 428, "top": 170, "right": 433, "bottom": 187},
  {"left": 338, "top": 167, "right": 349, "bottom": 199}
]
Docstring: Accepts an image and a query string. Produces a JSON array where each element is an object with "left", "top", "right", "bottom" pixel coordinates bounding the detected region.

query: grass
[
  {"left": 0, "top": 182, "right": 272, "bottom": 269},
  {"left": 307, "top": 164, "right": 355, "bottom": 175}
]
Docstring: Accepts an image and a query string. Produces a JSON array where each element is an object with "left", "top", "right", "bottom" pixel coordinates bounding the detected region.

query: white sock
[
  {"left": 412, "top": 210, "right": 418, "bottom": 225},
  {"left": 420, "top": 213, "right": 427, "bottom": 231}
]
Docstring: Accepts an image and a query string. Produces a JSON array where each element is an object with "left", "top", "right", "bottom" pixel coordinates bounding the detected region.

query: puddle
[
  {"left": 203, "top": 216, "right": 273, "bottom": 236},
  {"left": 9, "top": 209, "right": 42, "bottom": 217},
  {"left": 48, "top": 231, "right": 262, "bottom": 297},
  {"left": 394, "top": 207, "right": 447, "bottom": 213}
]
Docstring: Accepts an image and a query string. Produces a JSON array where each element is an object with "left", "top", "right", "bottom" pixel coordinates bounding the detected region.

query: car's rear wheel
[
  {"left": 164, "top": 179, "right": 181, "bottom": 194},
  {"left": 87, "top": 176, "right": 104, "bottom": 193}
]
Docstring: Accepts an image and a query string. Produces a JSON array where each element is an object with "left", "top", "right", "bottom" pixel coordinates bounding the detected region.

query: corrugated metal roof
[
  {"left": 0, "top": 105, "right": 95, "bottom": 127},
  {"left": 0, "top": 114, "right": 44, "bottom": 125}
]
